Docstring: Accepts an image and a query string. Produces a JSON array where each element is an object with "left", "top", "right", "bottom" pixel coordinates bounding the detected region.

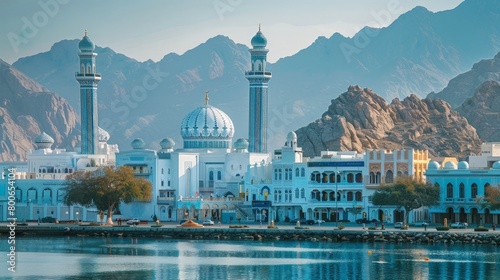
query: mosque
[{"left": 1, "top": 28, "right": 499, "bottom": 226}]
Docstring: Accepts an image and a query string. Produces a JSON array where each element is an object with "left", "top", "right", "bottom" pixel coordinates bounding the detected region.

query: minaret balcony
[
  {"left": 245, "top": 71, "right": 272, "bottom": 77},
  {"left": 75, "top": 72, "right": 102, "bottom": 78}
]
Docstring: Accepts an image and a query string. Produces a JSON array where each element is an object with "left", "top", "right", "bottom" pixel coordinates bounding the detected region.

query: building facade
[{"left": 426, "top": 143, "right": 500, "bottom": 226}]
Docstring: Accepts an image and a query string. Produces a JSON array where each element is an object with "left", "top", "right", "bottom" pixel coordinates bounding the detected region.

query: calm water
[{"left": 1, "top": 236, "right": 499, "bottom": 280}]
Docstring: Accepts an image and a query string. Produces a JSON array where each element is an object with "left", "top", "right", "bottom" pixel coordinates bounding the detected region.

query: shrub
[
  {"left": 337, "top": 225, "right": 345, "bottom": 230},
  {"left": 474, "top": 226, "right": 489, "bottom": 232},
  {"left": 368, "top": 227, "right": 377, "bottom": 230},
  {"left": 436, "top": 226, "right": 450, "bottom": 231},
  {"left": 88, "top": 222, "right": 100, "bottom": 226}
]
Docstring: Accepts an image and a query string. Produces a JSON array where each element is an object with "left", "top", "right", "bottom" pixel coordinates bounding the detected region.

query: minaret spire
[
  {"left": 246, "top": 26, "right": 271, "bottom": 153},
  {"left": 205, "top": 90, "right": 209, "bottom": 105},
  {"left": 76, "top": 30, "right": 101, "bottom": 154}
]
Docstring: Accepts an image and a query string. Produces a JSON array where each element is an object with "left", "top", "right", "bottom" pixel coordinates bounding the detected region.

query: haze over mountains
[{"left": 2, "top": 0, "right": 500, "bottom": 160}]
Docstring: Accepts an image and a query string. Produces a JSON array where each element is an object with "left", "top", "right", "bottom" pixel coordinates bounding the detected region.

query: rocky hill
[
  {"left": 428, "top": 52, "right": 500, "bottom": 108},
  {"left": 456, "top": 81, "right": 500, "bottom": 142},
  {"left": 0, "top": 59, "right": 79, "bottom": 161},
  {"left": 296, "top": 85, "right": 481, "bottom": 159}
]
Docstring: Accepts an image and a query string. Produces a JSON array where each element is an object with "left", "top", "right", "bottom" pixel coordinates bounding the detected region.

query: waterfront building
[{"left": 426, "top": 142, "right": 500, "bottom": 226}]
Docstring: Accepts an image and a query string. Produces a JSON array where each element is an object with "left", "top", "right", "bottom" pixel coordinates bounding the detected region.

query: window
[
  {"left": 347, "top": 191, "right": 353, "bottom": 201},
  {"left": 355, "top": 191, "right": 362, "bottom": 201},
  {"left": 329, "top": 173, "right": 336, "bottom": 183},
  {"left": 161, "top": 168, "right": 164, "bottom": 174},
  {"left": 278, "top": 169, "right": 282, "bottom": 180},
  {"left": 355, "top": 173, "right": 362, "bottom": 183},
  {"left": 295, "top": 188, "right": 299, "bottom": 198},
  {"left": 274, "top": 169, "right": 278, "bottom": 181},
  {"left": 217, "top": 171, "right": 222, "bottom": 180},
  {"left": 385, "top": 170, "right": 393, "bottom": 183},
  {"left": 301, "top": 168, "right": 305, "bottom": 177},
  {"left": 161, "top": 180, "right": 164, "bottom": 186},
  {"left": 301, "top": 188, "right": 305, "bottom": 198},
  {"left": 322, "top": 173, "right": 328, "bottom": 183},
  {"left": 459, "top": 183, "right": 465, "bottom": 198},
  {"left": 347, "top": 173, "right": 354, "bottom": 183},
  {"left": 295, "top": 168, "right": 299, "bottom": 177},
  {"left": 446, "top": 183, "right": 453, "bottom": 198},
  {"left": 471, "top": 183, "right": 478, "bottom": 198}
]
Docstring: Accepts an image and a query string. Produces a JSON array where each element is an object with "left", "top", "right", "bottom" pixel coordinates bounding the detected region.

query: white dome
[
  {"left": 457, "top": 161, "right": 469, "bottom": 170},
  {"left": 98, "top": 127, "right": 110, "bottom": 142},
  {"left": 234, "top": 138, "right": 249, "bottom": 150},
  {"left": 493, "top": 161, "right": 500, "bottom": 169},
  {"left": 427, "top": 161, "right": 440, "bottom": 170},
  {"left": 443, "top": 161, "right": 457, "bottom": 170},
  {"left": 131, "top": 138, "right": 145, "bottom": 149},
  {"left": 160, "top": 137, "right": 175, "bottom": 150},
  {"left": 180, "top": 104, "right": 234, "bottom": 149},
  {"left": 34, "top": 132, "right": 54, "bottom": 149}
]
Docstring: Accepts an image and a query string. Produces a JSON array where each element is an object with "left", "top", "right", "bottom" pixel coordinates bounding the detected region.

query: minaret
[
  {"left": 246, "top": 25, "right": 272, "bottom": 153},
  {"left": 75, "top": 30, "right": 101, "bottom": 154}
]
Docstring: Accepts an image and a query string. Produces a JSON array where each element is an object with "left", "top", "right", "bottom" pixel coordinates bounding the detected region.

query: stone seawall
[{"left": 2, "top": 225, "right": 500, "bottom": 246}]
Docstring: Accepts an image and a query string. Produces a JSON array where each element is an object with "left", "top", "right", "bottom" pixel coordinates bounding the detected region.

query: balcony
[
  {"left": 75, "top": 72, "right": 102, "bottom": 77},
  {"left": 245, "top": 71, "right": 272, "bottom": 76}
]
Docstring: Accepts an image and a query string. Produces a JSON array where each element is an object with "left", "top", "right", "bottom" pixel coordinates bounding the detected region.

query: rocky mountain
[
  {"left": 428, "top": 51, "right": 500, "bottom": 109},
  {"left": 8, "top": 0, "right": 500, "bottom": 156},
  {"left": 456, "top": 81, "right": 500, "bottom": 142},
  {"left": 296, "top": 85, "right": 481, "bottom": 159},
  {"left": 0, "top": 59, "right": 79, "bottom": 161}
]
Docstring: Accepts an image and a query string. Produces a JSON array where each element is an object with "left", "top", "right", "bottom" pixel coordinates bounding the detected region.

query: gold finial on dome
[
  {"left": 84, "top": 29, "right": 88, "bottom": 36},
  {"left": 205, "top": 90, "right": 209, "bottom": 105},
  {"left": 258, "top": 24, "right": 261, "bottom": 32}
]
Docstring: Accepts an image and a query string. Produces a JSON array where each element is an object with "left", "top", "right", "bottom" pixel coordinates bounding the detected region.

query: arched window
[
  {"left": 347, "top": 191, "right": 353, "bottom": 201},
  {"left": 446, "top": 183, "right": 453, "bottom": 198},
  {"left": 459, "top": 183, "right": 465, "bottom": 198},
  {"left": 301, "top": 168, "right": 305, "bottom": 177},
  {"left": 355, "top": 173, "right": 362, "bottom": 183},
  {"left": 278, "top": 169, "right": 282, "bottom": 180},
  {"left": 385, "top": 170, "right": 393, "bottom": 183},
  {"left": 42, "top": 188, "right": 52, "bottom": 204},
  {"left": 161, "top": 168, "right": 164, "bottom": 174},
  {"left": 471, "top": 183, "right": 478, "bottom": 198},
  {"left": 209, "top": 171, "right": 214, "bottom": 180},
  {"left": 301, "top": 188, "right": 305, "bottom": 198},
  {"left": 285, "top": 169, "right": 289, "bottom": 181},
  {"left": 355, "top": 191, "right": 362, "bottom": 201},
  {"left": 347, "top": 173, "right": 354, "bottom": 183},
  {"left": 217, "top": 171, "right": 222, "bottom": 180},
  {"left": 15, "top": 188, "right": 22, "bottom": 202},
  {"left": 329, "top": 173, "right": 336, "bottom": 183},
  {"left": 295, "top": 188, "right": 299, "bottom": 198},
  {"left": 322, "top": 173, "right": 328, "bottom": 183},
  {"left": 275, "top": 169, "right": 278, "bottom": 181},
  {"left": 376, "top": 172, "right": 381, "bottom": 184},
  {"left": 295, "top": 168, "right": 299, "bottom": 177}
]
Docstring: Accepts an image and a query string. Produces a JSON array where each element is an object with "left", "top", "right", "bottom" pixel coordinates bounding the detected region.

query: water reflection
[{"left": 1, "top": 237, "right": 499, "bottom": 279}]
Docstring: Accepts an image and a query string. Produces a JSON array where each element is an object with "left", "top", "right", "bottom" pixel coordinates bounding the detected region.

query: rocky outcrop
[
  {"left": 296, "top": 85, "right": 482, "bottom": 158},
  {"left": 428, "top": 51, "right": 500, "bottom": 108},
  {"left": 0, "top": 59, "right": 79, "bottom": 161},
  {"left": 457, "top": 81, "right": 500, "bottom": 142}
]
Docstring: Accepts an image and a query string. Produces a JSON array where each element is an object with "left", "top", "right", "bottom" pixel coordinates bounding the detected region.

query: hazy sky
[{"left": 1, "top": 0, "right": 464, "bottom": 64}]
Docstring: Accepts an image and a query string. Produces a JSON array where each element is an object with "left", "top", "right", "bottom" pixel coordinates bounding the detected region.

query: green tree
[
  {"left": 64, "top": 166, "right": 152, "bottom": 224},
  {"left": 371, "top": 177, "right": 439, "bottom": 225},
  {"left": 479, "top": 184, "right": 500, "bottom": 210}
]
